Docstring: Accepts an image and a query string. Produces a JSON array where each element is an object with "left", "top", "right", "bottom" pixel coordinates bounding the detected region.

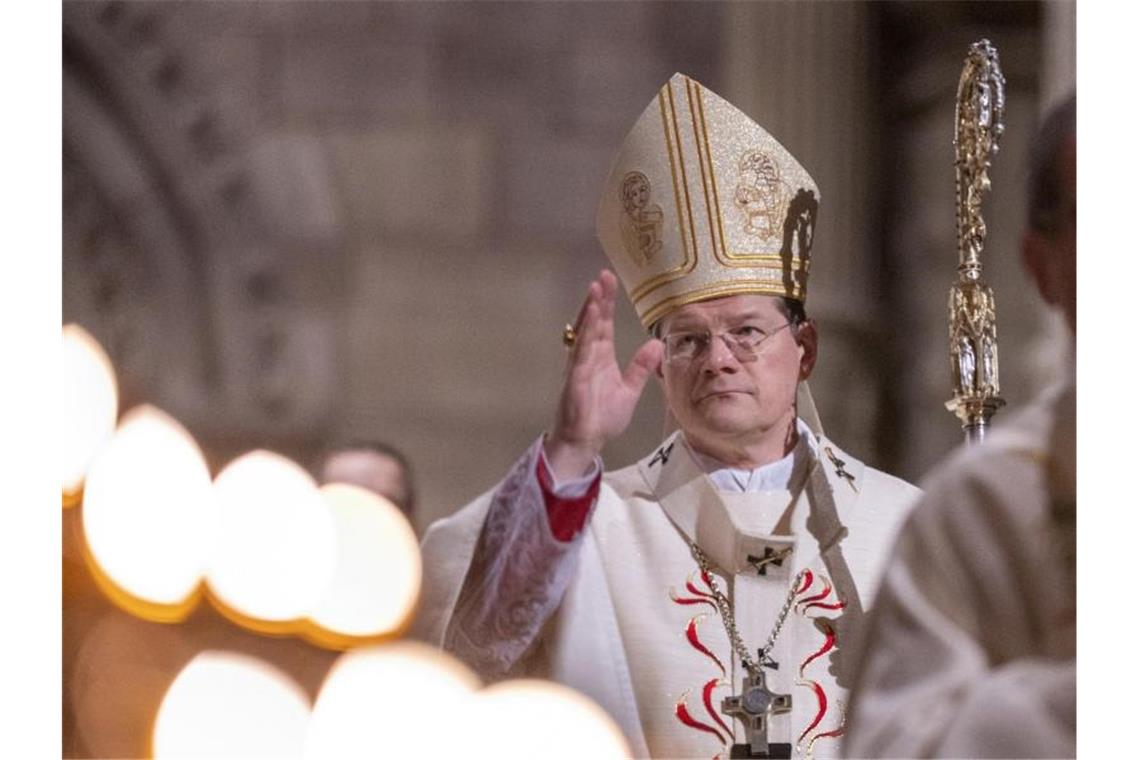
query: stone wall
[{"left": 64, "top": 1, "right": 730, "bottom": 534}]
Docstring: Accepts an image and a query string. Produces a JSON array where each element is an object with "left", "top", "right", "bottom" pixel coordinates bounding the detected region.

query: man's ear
[
  {"left": 796, "top": 320, "right": 818, "bottom": 380},
  {"left": 1021, "top": 230, "right": 1059, "bottom": 309}
]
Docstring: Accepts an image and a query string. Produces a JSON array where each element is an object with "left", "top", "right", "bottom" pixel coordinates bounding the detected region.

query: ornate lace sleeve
[{"left": 444, "top": 437, "right": 599, "bottom": 679}]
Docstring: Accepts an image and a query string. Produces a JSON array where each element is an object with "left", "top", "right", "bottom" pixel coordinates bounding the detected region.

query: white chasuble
[{"left": 415, "top": 429, "right": 919, "bottom": 759}]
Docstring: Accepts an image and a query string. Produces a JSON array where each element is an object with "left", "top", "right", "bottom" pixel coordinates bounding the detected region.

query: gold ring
[{"left": 562, "top": 323, "right": 578, "bottom": 348}]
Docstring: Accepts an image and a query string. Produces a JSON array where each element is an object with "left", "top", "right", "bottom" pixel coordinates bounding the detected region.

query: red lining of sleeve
[{"left": 536, "top": 454, "right": 600, "bottom": 542}]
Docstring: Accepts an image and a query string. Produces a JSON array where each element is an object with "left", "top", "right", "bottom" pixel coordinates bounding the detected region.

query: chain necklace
[{"left": 691, "top": 542, "right": 805, "bottom": 675}]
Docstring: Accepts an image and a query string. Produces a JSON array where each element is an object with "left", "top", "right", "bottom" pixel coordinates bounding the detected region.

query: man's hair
[
  {"left": 1026, "top": 94, "right": 1076, "bottom": 235},
  {"left": 775, "top": 297, "right": 807, "bottom": 327},
  {"left": 650, "top": 296, "right": 807, "bottom": 338},
  {"left": 314, "top": 439, "right": 416, "bottom": 512}
]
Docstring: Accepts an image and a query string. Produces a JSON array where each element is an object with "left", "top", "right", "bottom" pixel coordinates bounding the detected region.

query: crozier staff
[
  {"left": 946, "top": 39, "right": 1008, "bottom": 444},
  {"left": 414, "top": 73, "right": 920, "bottom": 760}
]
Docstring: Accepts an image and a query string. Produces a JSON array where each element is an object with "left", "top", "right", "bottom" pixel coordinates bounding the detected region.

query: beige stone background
[{"left": 62, "top": 2, "right": 1075, "bottom": 756}]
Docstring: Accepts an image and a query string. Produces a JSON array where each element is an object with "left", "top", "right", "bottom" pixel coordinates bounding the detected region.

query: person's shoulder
[
  {"left": 922, "top": 396, "right": 1054, "bottom": 499},
  {"left": 861, "top": 463, "right": 922, "bottom": 500},
  {"left": 816, "top": 435, "right": 921, "bottom": 503},
  {"left": 900, "top": 405, "right": 1055, "bottom": 554},
  {"left": 601, "top": 460, "right": 650, "bottom": 500},
  {"left": 600, "top": 433, "right": 683, "bottom": 502},
  {"left": 923, "top": 435, "right": 1043, "bottom": 508}
]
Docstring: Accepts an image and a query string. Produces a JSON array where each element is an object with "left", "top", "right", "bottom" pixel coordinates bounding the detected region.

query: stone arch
[{"left": 62, "top": 1, "right": 337, "bottom": 438}]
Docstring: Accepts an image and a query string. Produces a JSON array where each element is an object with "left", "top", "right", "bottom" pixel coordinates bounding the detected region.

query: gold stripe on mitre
[{"left": 595, "top": 73, "right": 820, "bottom": 329}]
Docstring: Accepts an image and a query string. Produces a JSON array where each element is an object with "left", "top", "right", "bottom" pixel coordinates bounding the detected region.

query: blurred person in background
[
  {"left": 844, "top": 94, "right": 1076, "bottom": 759},
  {"left": 316, "top": 440, "right": 416, "bottom": 524}
]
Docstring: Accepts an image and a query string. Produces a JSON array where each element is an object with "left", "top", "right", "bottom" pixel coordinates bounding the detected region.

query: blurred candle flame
[
  {"left": 303, "top": 484, "right": 422, "bottom": 647},
  {"left": 305, "top": 642, "right": 479, "bottom": 758},
  {"left": 63, "top": 324, "right": 118, "bottom": 504},
  {"left": 81, "top": 405, "right": 218, "bottom": 620},
  {"left": 153, "top": 651, "right": 310, "bottom": 758},
  {"left": 467, "top": 678, "right": 632, "bottom": 758},
  {"left": 207, "top": 451, "right": 337, "bottom": 627}
]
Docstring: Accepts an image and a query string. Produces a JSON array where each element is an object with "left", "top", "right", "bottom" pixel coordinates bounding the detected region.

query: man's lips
[{"left": 693, "top": 389, "right": 751, "bottom": 403}]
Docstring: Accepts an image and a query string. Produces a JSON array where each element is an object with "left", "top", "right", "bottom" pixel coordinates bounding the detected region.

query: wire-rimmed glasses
[{"left": 662, "top": 322, "right": 793, "bottom": 363}]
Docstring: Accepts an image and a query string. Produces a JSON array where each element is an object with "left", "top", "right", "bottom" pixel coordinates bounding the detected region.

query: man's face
[
  {"left": 320, "top": 449, "right": 410, "bottom": 515},
  {"left": 1052, "top": 136, "right": 1077, "bottom": 331},
  {"left": 1022, "top": 134, "right": 1077, "bottom": 333},
  {"left": 658, "top": 294, "right": 816, "bottom": 455}
]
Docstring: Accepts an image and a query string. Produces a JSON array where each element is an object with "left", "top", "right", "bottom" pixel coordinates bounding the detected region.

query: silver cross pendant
[{"left": 722, "top": 669, "right": 792, "bottom": 758}]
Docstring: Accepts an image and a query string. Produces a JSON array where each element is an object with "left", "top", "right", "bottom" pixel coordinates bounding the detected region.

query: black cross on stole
[{"left": 745, "top": 547, "right": 789, "bottom": 577}]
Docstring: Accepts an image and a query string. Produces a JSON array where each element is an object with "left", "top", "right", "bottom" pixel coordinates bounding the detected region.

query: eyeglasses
[{"left": 662, "top": 322, "right": 793, "bottom": 363}]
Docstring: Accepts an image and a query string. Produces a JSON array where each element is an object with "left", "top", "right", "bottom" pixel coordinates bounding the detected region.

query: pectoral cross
[{"left": 722, "top": 669, "right": 792, "bottom": 759}]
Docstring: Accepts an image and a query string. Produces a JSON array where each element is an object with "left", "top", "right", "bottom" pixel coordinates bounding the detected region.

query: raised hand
[{"left": 544, "top": 270, "right": 663, "bottom": 480}]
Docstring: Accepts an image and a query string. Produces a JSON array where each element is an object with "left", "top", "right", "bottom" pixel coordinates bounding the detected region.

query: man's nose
[{"left": 701, "top": 334, "right": 740, "bottom": 373}]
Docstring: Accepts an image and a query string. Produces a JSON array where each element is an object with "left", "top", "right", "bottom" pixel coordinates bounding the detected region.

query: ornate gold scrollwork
[{"left": 946, "top": 40, "right": 1007, "bottom": 443}]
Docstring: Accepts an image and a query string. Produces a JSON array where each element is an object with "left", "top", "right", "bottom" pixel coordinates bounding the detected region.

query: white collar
[{"left": 690, "top": 419, "right": 819, "bottom": 493}]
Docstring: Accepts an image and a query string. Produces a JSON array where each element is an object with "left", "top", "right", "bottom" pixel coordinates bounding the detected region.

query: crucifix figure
[{"left": 722, "top": 668, "right": 793, "bottom": 758}]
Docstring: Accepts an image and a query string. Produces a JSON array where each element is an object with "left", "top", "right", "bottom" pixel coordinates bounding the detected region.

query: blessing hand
[{"left": 544, "top": 270, "right": 663, "bottom": 480}]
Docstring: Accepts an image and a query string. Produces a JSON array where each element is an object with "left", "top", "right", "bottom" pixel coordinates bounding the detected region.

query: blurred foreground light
[
  {"left": 306, "top": 641, "right": 480, "bottom": 758},
  {"left": 208, "top": 451, "right": 337, "bottom": 628},
  {"left": 63, "top": 324, "right": 118, "bottom": 504},
  {"left": 82, "top": 405, "right": 218, "bottom": 620},
  {"left": 153, "top": 651, "right": 310, "bottom": 758},
  {"left": 305, "top": 484, "right": 422, "bottom": 646},
  {"left": 469, "top": 679, "right": 631, "bottom": 758}
]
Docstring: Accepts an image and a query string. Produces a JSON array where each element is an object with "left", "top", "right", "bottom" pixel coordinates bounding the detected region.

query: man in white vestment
[
  {"left": 843, "top": 95, "right": 1076, "bottom": 759},
  {"left": 414, "top": 73, "right": 921, "bottom": 759}
]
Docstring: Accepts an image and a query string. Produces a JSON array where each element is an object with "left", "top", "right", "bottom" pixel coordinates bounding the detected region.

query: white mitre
[{"left": 595, "top": 72, "right": 821, "bottom": 330}]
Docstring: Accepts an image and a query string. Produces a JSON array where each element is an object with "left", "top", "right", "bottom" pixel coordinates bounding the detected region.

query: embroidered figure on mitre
[
  {"left": 619, "top": 171, "right": 664, "bottom": 266},
  {"left": 735, "top": 150, "right": 792, "bottom": 241}
]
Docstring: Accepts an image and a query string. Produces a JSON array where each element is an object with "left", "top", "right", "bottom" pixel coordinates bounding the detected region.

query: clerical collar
[{"left": 690, "top": 419, "right": 818, "bottom": 493}]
